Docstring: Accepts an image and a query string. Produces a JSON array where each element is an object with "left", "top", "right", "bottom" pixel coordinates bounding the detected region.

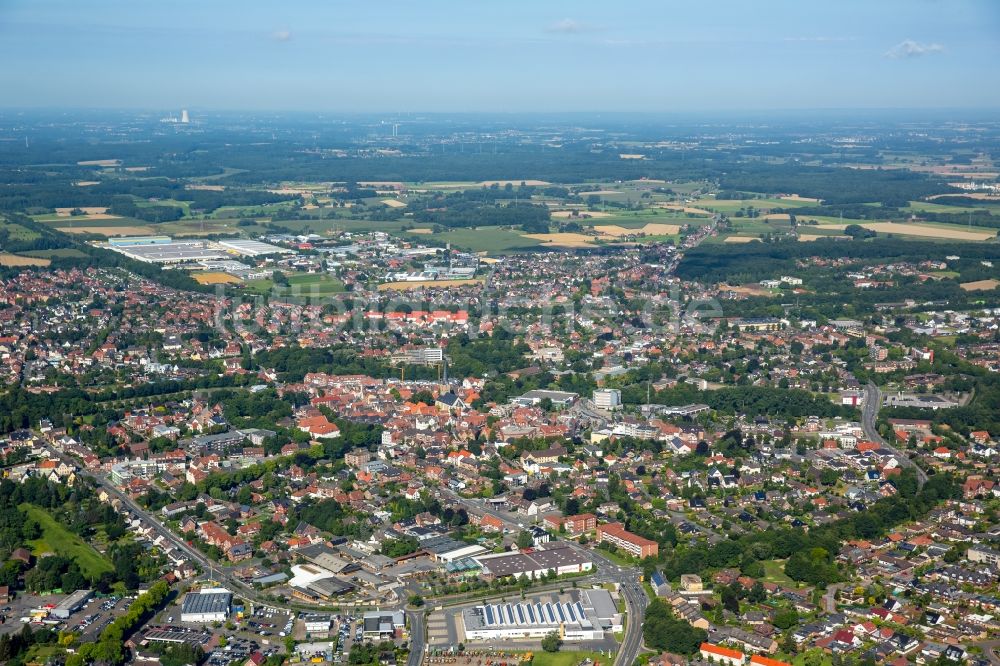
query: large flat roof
[
  {"left": 476, "top": 543, "right": 592, "bottom": 577},
  {"left": 218, "top": 239, "right": 294, "bottom": 256},
  {"left": 180, "top": 590, "right": 231, "bottom": 616}
]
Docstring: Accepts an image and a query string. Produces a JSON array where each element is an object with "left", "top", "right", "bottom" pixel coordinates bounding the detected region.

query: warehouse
[
  {"left": 218, "top": 239, "right": 294, "bottom": 257},
  {"left": 461, "top": 589, "right": 620, "bottom": 642},
  {"left": 108, "top": 239, "right": 226, "bottom": 264},
  {"left": 474, "top": 543, "right": 593, "bottom": 580},
  {"left": 51, "top": 588, "right": 93, "bottom": 619},
  {"left": 180, "top": 588, "right": 232, "bottom": 623}
]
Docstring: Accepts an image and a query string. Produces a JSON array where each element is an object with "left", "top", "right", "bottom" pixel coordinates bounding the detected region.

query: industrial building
[
  {"left": 108, "top": 238, "right": 226, "bottom": 264},
  {"left": 51, "top": 588, "right": 93, "bottom": 619},
  {"left": 362, "top": 610, "right": 405, "bottom": 640},
  {"left": 474, "top": 542, "right": 594, "bottom": 580},
  {"left": 513, "top": 390, "right": 579, "bottom": 408},
  {"left": 462, "top": 589, "right": 621, "bottom": 642},
  {"left": 218, "top": 239, "right": 294, "bottom": 257},
  {"left": 180, "top": 588, "right": 232, "bottom": 623}
]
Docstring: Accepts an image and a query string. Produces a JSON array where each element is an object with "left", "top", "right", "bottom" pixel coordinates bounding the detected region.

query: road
[
  {"left": 405, "top": 610, "right": 425, "bottom": 666},
  {"left": 41, "top": 441, "right": 283, "bottom": 610},
  {"left": 862, "top": 383, "right": 928, "bottom": 488}
]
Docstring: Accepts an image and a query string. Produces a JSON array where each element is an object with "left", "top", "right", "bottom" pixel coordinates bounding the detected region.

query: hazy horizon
[{"left": 2, "top": 0, "right": 999, "bottom": 113}]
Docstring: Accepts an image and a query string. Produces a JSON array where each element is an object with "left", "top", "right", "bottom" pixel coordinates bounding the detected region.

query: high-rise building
[{"left": 593, "top": 388, "right": 622, "bottom": 410}]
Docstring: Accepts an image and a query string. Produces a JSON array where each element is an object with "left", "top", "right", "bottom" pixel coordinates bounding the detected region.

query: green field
[
  {"left": 22, "top": 248, "right": 90, "bottom": 259},
  {"left": 903, "top": 200, "right": 998, "bottom": 215},
  {"left": 0, "top": 218, "right": 42, "bottom": 240},
  {"left": 409, "top": 226, "right": 542, "bottom": 253},
  {"left": 244, "top": 272, "right": 345, "bottom": 297},
  {"left": 691, "top": 197, "right": 816, "bottom": 212},
  {"left": 761, "top": 559, "right": 798, "bottom": 587},
  {"left": 287, "top": 273, "right": 345, "bottom": 293},
  {"left": 20, "top": 503, "right": 114, "bottom": 578},
  {"left": 527, "top": 650, "right": 609, "bottom": 666}
]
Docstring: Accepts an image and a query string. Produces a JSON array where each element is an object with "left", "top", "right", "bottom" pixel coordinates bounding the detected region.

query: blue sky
[{"left": 1, "top": 0, "right": 998, "bottom": 112}]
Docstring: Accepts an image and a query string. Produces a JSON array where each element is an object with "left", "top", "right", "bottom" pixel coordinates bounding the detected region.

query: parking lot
[{"left": 0, "top": 592, "right": 134, "bottom": 638}]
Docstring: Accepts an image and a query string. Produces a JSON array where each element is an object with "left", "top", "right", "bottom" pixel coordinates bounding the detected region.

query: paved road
[
  {"left": 42, "top": 441, "right": 288, "bottom": 611},
  {"left": 406, "top": 610, "right": 425, "bottom": 666},
  {"left": 862, "top": 383, "right": 928, "bottom": 487}
]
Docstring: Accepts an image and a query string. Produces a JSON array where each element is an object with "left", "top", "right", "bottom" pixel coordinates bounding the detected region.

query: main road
[{"left": 862, "top": 383, "right": 928, "bottom": 487}]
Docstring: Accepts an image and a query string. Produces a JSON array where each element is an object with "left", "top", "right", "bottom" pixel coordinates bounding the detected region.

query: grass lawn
[
  {"left": 528, "top": 650, "right": 609, "bottom": 666},
  {"left": 20, "top": 503, "right": 114, "bottom": 578},
  {"left": 761, "top": 560, "right": 799, "bottom": 588}
]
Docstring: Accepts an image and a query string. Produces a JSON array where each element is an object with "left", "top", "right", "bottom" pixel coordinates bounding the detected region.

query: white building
[
  {"left": 180, "top": 588, "right": 231, "bottom": 623},
  {"left": 593, "top": 389, "right": 622, "bottom": 411}
]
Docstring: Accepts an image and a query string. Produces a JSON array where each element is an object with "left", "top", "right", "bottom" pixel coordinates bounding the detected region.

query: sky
[{"left": 1, "top": 0, "right": 999, "bottom": 113}]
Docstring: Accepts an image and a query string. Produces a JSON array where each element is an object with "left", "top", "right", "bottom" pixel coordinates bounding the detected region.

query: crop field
[
  {"left": 798, "top": 233, "right": 849, "bottom": 241},
  {"left": 960, "top": 279, "right": 1000, "bottom": 291},
  {"left": 22, "top": 248, "right": 90, "bottom": 259},
  {"left": 551, "top": 210, "right": 616, "bottom": 219},
  {"left": 593, "top": 223, "right": 680, "bottom": 236},
  {"left": 59, "top": 225, "right": 157, "bottom": 236},
  {"left": 416, "top": 227, "right": 542, "bottom": 253},
  {"left": 20, "top": 503, "right": 113, "bottom": 578},
  {"left": 0, "top": 252, "right": 51, "bottom": 266},
  {"left": 524, "top": 232, "right": 599, "bottom": 247},
  {"left": 378, "top": 279, "right": 484, "bottom": 291},
  {"left": 691, "top": 197, "right": 815, "bottom": 212},
  {"left": 816, "top": 222, "right": 996, "bottom": 241},
  {"left": 723, "top": 236, "right": 759, "bottom": 243},
  {"left": 194, "top": 272, "right": 242, "bottom": 285}
]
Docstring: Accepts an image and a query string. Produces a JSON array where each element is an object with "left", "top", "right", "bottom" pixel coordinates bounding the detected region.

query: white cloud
[
  {"left": 272, "top": 29, "right": 292, "bottom": 42},
  {"left": 885, "top": 39, "right": 944, "bottom": 59},
  {"left": 546, "top": 19, "right": 585, "bottom": 34}
]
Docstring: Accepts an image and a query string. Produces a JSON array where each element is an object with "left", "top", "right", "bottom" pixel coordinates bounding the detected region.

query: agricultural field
[
  {"left": 21, "top": 248, "right": 90, "bottom": 259},
  {"left": 20, "top": 503, "right": 114, "bottom": 578},
  {"left": 378, "top": 278, "right": 484, "bottom": 291},
  {"left": 0, "top": 252, "right": 51, "bottom": 267},
  {"left": 524, "top": 232, "right": 601, "bottom": 248},
  {"left": 410, "top": 226, "right": 542, "bottom": 253},
  {"left": 960, "top": 279, "right": 1000, "bottom": 291},
  {"left": 193, "top": 271, "right": 242, "bottom": 285},
  {"left": 690, "top": 197, "right": 816, "bottom": 213},
  {"left": 59, "top": 225, "right": 158, "bottom": 236},
  {"left": 594, "top": 223, "right": 680, "bottom": 236},
  {"left": 0, "top": 218, "right": 42, "bottom": 241},
  {"left": 816, "top": 221, "right": 996, "bottom": 241}
]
